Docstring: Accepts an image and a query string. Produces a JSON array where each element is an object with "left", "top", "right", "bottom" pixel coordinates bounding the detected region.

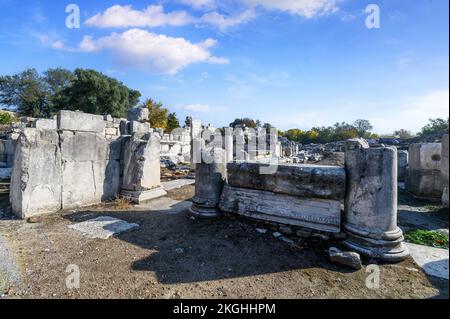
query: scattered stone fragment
[
  {"left": 175, "top": 248, "right": 185, "bottom": 254},
  {"left": 329, "top": 247, "right": 362, "bottom": 270},
  {"left": 27, "top": 216, "right": 43, "bottom": 224},
  {"left": 279, "top": 226, "right": 293, "bottom": 235},
  {"left": 296, "top": 230, "right": 312, "bottom": 238},
  {"left": 313, "top": 233, "right": 330, "bottom": 241},
  {"left": 279, "top": 236, "right": 295, "bottom": 245},
  {"left": 272, "top": 232, "right": 282, "bottom": 238},
  {"left": 256, "top": 228, "right": 267, "bottom": 234},
  {"left": 333, "top": 233, "right": 347, "bottom": 240}
]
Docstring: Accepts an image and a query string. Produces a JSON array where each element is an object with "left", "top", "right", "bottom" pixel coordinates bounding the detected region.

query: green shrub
[
  {"left": 0, "top": 111, "right": 15, "bottom": 125},
  {"left": 405, "top": 229, "right": 449, "bottom": 249}
]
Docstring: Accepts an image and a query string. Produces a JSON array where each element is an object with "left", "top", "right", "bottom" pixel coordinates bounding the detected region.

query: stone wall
[
  {"left": 406, "top": 143, "right": 443, "bottom": 200},
  {"left": 442, "top": 134, "right": 449, "bottom": 207},
  {"left": 10, "top": 110, "right": 161, "bottom": 219}
]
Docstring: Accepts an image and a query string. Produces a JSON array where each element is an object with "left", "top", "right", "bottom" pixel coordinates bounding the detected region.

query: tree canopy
[
  {"left": 167, "top": 112, "right": 181, "bottom": 133},
  {"left": 230, "top": 118, "right": 259, "bottom": 129},
  {"left": 280, "top": 120, "right": 379, "bottom": 144},
  {"left": 144, "top": 98, "right": 169, "bottom": 129},
  {"left": 420, "top": 118, "right": 449, "bottom": 137},
  {"left": 0, "top": 68, "right": 141, "bottom": 118}
]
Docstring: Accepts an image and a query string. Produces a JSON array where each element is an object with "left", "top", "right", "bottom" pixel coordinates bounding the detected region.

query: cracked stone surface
[
  {"left": 68, "top": 216, "right": 139, "bottom": 240},
  {"left": 406, "top": 243, "right": 449, "bottom": 280}
]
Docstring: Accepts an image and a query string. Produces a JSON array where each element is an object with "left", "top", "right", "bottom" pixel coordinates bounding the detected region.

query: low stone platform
[{"left": 121, "top": 187, "right": 167, "bottom": 204}]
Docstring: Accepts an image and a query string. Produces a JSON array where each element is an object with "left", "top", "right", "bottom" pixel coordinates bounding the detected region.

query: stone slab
[
  {"left": 227, "top": 162, "right": 346, "bottom": 200},
  {"left": 406, "top": 170, "right": 443, "bottom": 200},
  {"left": 60, "top": 131, "right": 107, "bottom": 162},
  {"left": 129, "top": 121, "right": 151, "bottom": 135},
  {"left": 406, "top": 243, "right": 449, "bottom": 280},
  {"left": 409, "top": 143, "right": 442, "bottom": 171},
  {"left": 127, "top": 107, "right": 149, "bottom": 122},
  {"left": 121, "top": 187, "right": 167, "bottom": 204},
  {"left": 162, "top": 179, "right": 195, "bottom": 191},
  {"left": 10, "top": 129, "right": 62, "bottom": 219},
  {"left": 33, "top": 119, "right": 57, "bottom": 130},
  {"left": 219, "top": 185, "right": 341, "bottom": 233},
  {"left": 62, "top": 160, "right": 121, "bottom": 210},
  {"left": 57, "top": 111, "right": 105, "bottom": 133},
  {"left": 68, "top": 216, "right": 139, "bottom": 240}
]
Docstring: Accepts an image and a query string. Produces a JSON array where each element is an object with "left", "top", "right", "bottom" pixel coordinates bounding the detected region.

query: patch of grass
[{"left": 405, "top": 229, "right": 449, "bottom": 249}]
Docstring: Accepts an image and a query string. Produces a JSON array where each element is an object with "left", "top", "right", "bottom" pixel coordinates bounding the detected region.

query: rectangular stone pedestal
[
  {"left": 121, "top": 187, "right": 167, "bottom": 204},
  {"left": 219, "top": 185, "right": 341, "bottom": 233}
]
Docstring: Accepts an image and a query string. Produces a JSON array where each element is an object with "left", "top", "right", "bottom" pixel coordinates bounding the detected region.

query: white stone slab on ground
[
  {"left": 68, "top": 216, "right": 139, "bottom": 240},
  {"left": 406, "top": 243, "right": 449, "bottom": 280},
  {"left": 162, "top": 179, "right": 195, "bottom": 191}
]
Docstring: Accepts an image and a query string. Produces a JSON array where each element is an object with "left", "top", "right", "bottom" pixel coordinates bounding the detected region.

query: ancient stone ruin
[
  {"left": 9, "top": 109, "right": 163, "bottom": 218},
  {"left": 3, "top": 109, "right": 449, "bottom": 265}
]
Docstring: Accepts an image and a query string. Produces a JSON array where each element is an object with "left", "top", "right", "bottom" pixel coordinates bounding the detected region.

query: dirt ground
[{"left": 0, "top": 185, "right": 448, "bottom": 299}]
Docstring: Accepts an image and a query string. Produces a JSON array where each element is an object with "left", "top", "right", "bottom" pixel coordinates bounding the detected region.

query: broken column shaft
[
  {"left": 343, "top": 139, "right": 409, "bottom": 262},
  {"left": 190, "top": 147, "right": 227, "bottom": 218}
]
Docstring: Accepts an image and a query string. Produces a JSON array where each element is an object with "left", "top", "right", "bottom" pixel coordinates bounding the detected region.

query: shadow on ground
[{"left": 62, "top": 201, "right": 355, "bottom": 285}]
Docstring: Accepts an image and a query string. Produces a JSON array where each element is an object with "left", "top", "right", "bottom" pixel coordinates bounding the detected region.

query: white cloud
[
  {"left": 176, "top": 0, "right": 216, "bottom": 10},
  {"left": 200, "top": 9, "right": 256, "bottom": 31},
  {"left": 177, "top": 103, "right": 228, "bottom": 113},
  {"left": 371, "top": 90, "right": 450, "bottom": 134},
  {"left": 242, "top": 0, "right": 338, "bottom": 18},
  {"left": 263, "top": 90, "right": 449, "bottom": 134},
  {"left": 85, "top": 5, "right": 194, "bottom": 28},
  {"left": 53, "top": 29, "right": 228, "bottom": 75}
]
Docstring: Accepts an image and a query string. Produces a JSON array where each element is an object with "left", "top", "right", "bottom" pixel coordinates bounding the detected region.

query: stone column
[
  {"left": 190, "top": 147, "right": 227, "bottom": 218},
  {"left": 343, "top": 139, "right": 409, "bottom": 262},
  {"left": 224, "top": 128, "right": 234, "bottom": 163}
]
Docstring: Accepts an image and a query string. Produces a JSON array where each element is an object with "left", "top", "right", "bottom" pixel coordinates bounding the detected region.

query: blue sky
[{"left": 0, "top": 0, "right": 448, "bottom": 134}]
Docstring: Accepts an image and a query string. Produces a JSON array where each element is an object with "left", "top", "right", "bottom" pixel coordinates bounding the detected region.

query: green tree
[
  {"left": 230, "top": 118, "right": 258, "bottom": 129},
  {"left": 58, "top": 69, "right": 141, "bottom": 118},
  {"left": 0, "top": 68, "right": 140, "bottom": 118},
  {"left": 145, "top": 99, "right": 168, "bottom": 129},
  {"left": 167, "top": 112, "right": 181, "bottom": 133},
  {"left": 353, "top": 119, "right": 373, "bottom": 138},
  {"left": 420, "top": 118, "right": 449, "bottom": 136},
  {"left": 0, "top": 68, "right": 49, "bottom": 117}
]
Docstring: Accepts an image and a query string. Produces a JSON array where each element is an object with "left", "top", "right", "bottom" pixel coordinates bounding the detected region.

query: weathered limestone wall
[
  {"left": 227, "top": 162, "right": 346, "bottom": 201},
  {"left": 442, "top": 134, "right": 449, "bottom": 207},
  {"left": 10, "top": 110, "right": 151, "bottom": 218},
  {"left": 59, "top": 130, "right": 122, "bottom": 210},
  {"left": 406, "top": 143, "right": 443, "bottom": 199},
  {"left": 10, "top": 129, "right": 62, "bottom": 218}
]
